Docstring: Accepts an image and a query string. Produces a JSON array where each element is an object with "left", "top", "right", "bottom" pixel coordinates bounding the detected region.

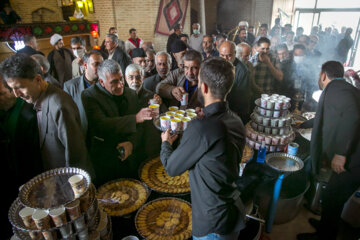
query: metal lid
[
  {"left": 265, "top": 153, "right": 304, "bottom": 173},
  {"left": 49, "top": 206, "right": 65, "bottom": 217}
]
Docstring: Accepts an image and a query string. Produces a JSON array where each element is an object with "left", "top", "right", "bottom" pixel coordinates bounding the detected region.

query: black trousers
[{"left": 318, "top": 170, "right": 360, "bottom": 240}]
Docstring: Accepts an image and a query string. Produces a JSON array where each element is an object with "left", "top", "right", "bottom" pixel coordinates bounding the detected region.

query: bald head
[{"left": 219, "top": 41, "right": 236, "bottom": 63}]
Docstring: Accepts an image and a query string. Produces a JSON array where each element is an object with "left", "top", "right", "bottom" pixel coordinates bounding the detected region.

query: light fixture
[{"left": 77, "top": 1, "right": 84, "bottom": 8}]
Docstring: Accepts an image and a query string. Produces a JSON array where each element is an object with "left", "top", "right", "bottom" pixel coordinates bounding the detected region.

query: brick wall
[
  {"left": 10, "top": 0, "right": 64, "bottom": 23},
  {"left": 10, "top": 0, "right": 191, "bottom": 53},
  {"left": 88, "top": 0, "right": 191, "bottom": 52}
]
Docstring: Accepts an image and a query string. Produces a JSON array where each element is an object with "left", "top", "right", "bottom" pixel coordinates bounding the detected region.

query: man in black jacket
[
  {"left": 104, "top": 34, "right": 131, "bottom": 76},
  {"left": 0, "top": 80, "right": 43, "bottom": 238},
  {"left": 17, "top": 34, "right": 44, "bottom": 56},
  {"left": 161, "top": 57, "right": 246, "bottom": 239},
  {"left": 219, "top": 41, "right": 251, "bottom": 124},
  {"left": 297, "top": 61, "right": 360, "bottom": 240},
  {"left": 81, "top": 59, "right": 154, "bottom": 186}
]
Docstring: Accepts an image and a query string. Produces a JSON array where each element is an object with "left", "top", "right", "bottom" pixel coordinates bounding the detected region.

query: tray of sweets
[
  {"left": 96, "top": 178, "right": 150, "bottom": 217},
  {"left": 135, "top": 197, "right": 192, "bottom": 240},
  {"left": 139, "top": 157, "right": 190, "bottom": 195}
]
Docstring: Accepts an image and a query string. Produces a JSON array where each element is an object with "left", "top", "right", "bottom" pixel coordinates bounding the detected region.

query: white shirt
[{"left": 189, "top": 33, "right": 204, "bottom": 52}]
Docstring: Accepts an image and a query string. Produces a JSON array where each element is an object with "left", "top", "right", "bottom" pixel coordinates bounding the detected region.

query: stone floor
[{"left": 263, "top": 203, "right": 320, "bottom": 240}]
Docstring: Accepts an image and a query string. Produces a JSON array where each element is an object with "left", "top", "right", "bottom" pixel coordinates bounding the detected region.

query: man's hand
[
  {"left": 195, "top": 107, "right": 204, "bottom": 118},
  {"left": 136, "top": 108, "right": 153, "bottom": 123},
  {"left": 116, "top": 141, "right": 133, "bottom": 161},
  {"left": 76, "top": 57, "right": 83, "bottom": 65},
  {"left": 259, "top": 52, "right": 270, "bottom": 64},
  {"left": 171, "top": 87, "right": 185, "bottom": 101},
  {"left": 161, "top": 129, "right": 178, "bottom": 145},
  {"left": 152, "top": 94, "right": 162, "bottom": 105},
  {"left": 331, "top": 154, "right": 346, "bottom": 174}
]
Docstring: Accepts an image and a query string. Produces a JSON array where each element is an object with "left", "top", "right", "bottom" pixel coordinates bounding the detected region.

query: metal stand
[{"left": 265, "top": 174, "right": 285, "bottom": 233}]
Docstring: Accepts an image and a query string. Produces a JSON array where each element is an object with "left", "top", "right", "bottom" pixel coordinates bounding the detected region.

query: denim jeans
[{"left": 193, "top": 231, "right": 240, "bottom": 240}]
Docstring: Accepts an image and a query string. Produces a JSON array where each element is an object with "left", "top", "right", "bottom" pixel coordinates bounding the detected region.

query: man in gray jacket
[
  {"left": 0, "top": 54, "right": 91, "bottom": 173},
  {"left": 156, "top": 49, "right": 203, "bottom": 109},
  {"left": 64, "top": 50, "right": 104, "bottom": 135}
]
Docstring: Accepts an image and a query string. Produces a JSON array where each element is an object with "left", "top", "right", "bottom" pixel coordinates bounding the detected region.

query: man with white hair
[
  {"left": 189, "top": 23, "right": 204, "bottom": 52},
  {"left": 104, "top": 33, "right": 131, "bottom": 76},
  {"left": 125, "top": 64, "right": 163, "bottom": 157},
  {"left": 81, "top": 59, "right": 154, "bottom": 185},
  {"left": 144, "top": 51, "right": 172, "bottom": 93},
  {"left": 236, "top": 43, "right": 262, "bottom": 109},
  {"left": 47, "top": 33, "right": 75, "bottom": 88}
]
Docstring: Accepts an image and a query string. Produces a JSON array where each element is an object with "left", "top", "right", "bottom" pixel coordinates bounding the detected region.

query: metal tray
[
  {"left": 9, "top": 184, "right": 98, "bottom": 234},
  {"left": 19, "top": 168, "right": 91, "bottom": 210},
  {"left": 96, "top": 178, "right": 150, "bottom": 217},
  {"left": 135, "top": 197, "right": 192, "bottom": 240},
  {"left": 265, "top": 153, "right": 304, "bottom": 173},
  {"left": 138, "top": 157, "right": 190, "bottom": 196}
]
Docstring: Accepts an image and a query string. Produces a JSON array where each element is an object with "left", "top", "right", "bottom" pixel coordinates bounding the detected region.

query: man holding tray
[{"left": 160, "top": 57, "right": 246, "bottom": 240}]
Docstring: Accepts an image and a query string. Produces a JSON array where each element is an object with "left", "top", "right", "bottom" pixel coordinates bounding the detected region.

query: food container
[
  {"left": 165, "top": 111, "right": 175, "bottom": 119},
  {"left": 170, "top": 118, "right": 182, "bottom": 132},
  {"left": 180, "top": 93, "right": 189, "bottom": 106},
  {"left": 181, "top": 117, "right": 191, "bottom": 130},
  {"left": 168, "top": 106, "right": 178, "bottom": 112},
  {"left": 160, "top": 116, "right": 170, "bottom": 129},
  {"left": 149, "top": 104, "right": 160, "bottom": 116}
]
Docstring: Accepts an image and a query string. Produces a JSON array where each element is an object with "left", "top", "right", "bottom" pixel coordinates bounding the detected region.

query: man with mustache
[
  {"left": 156, "top": 50, "right": 203, "bottom": 109},
  {"left": 143, "top": 51, "right": 172, "bottom": 93}
]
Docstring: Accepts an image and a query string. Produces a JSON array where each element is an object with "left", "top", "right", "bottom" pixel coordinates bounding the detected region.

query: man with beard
[
  {"left": 143, "top": 51, "right": 172, "bottom": 93},
  {"left": 145, "top": 49, "right": 157, "bottom": 77},
  {"left": 131, "top": 48, "right": 147, "bottom": 70},
  {"left": 167, "top": 23, "right": 182, "bottom": 54},
  {"left": 297, "top": 61, "right": 360, "bottom": 240},
  {"left": 170, "top": 39, "right": 187, "bottom": 70},
  {"left": 238, "top": 21, "right": 255, "bottom": 45},
  {"left": 219, "top": 41, "right": 251, "bottom": 123},
  {"left": 47, "top": 33, "right": 75, "bottom": 88},
  {"left": 156, "top": 50, "right": 203, "bottom": 109},
  {"left": 64, "top": 51, "right": 104, "bottom": 135},
  {"left": 202, "top": 35, "right": 219, "bottom": 59},
  {"left": 82, "top": 60, "right": 154, "bottom": 185},
  {"left": 125, "top": 64, "right": 163, "bottom": 158},
  {"left": 236, "top": 42, "right": 262, "bottom": 111},
  {"left": 160, "top": 57, "right": 246, "bottom": 240}
]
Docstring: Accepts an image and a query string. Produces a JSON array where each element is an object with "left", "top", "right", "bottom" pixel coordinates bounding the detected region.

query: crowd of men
[{"left": 1, "top": 20, "right": 359, "bottom": 240}]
